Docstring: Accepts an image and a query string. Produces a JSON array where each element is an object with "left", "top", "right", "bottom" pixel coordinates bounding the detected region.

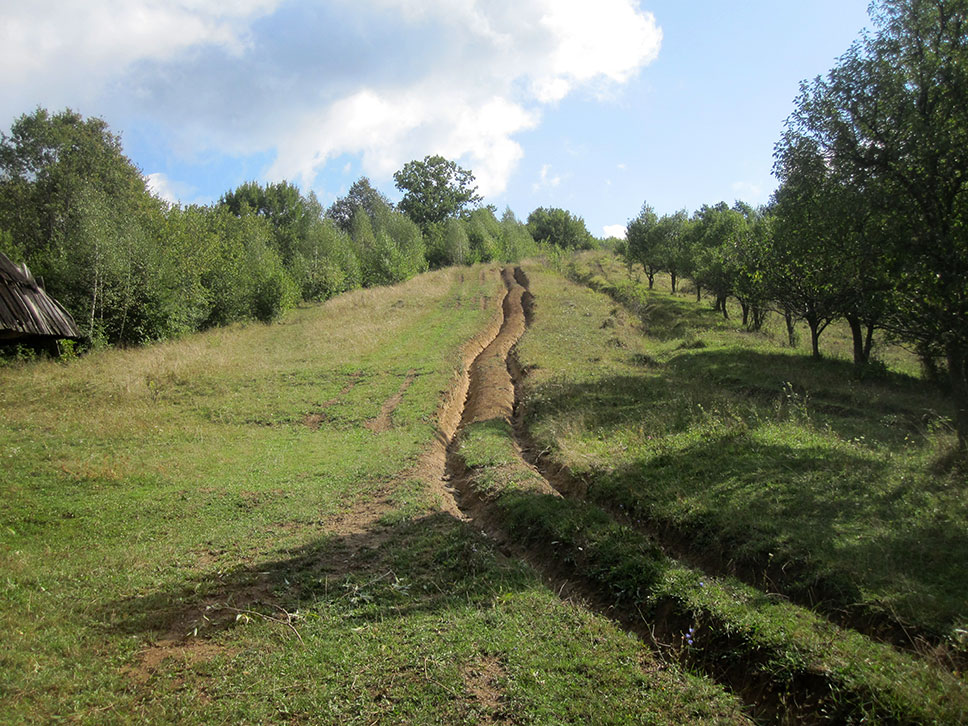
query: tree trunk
[
  {"left": 695, "top": 284, "right": 701, "bottom": 303},
  {"left": 811, "top": 327, "right": 822, "bottom": 358},
  {"left": 947, "top": 343, "right": 968, "bottom": 452},
  {"left": 863, "top": 323, "right": 875, "bottom": 361},
  {"left": 740, "top": 300, "right": 750, "bottom": 328},
  {"left": 647, "top": 272, "right": 654, "bottom": 289},
  {"left": 749, "top": 306, "right": 765, "bottom": 332},
  {"left": 784, "top": 309, "right": 796, "bottom": 347},
  {"left": 719, "top": 296, "right": 729, "bottom": 319},
  {"left": 847, "top": 316, "right": 869, "bottom": 365},
  {"left": 670, "top": 272, "right": 677, "bottom": 294},
  {"left": 808, "top": 317, "right": 822, "bottom": 359}
]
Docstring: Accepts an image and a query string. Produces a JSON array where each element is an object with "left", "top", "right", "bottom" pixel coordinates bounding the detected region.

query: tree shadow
[
  {"left": 101, "top": 511, "right": 532, "bottom": 644},
  {"left": 536, "top": 346, "right": 949, "bottom": 450},
  {"left": 523, "top": 364, "right": 966, "bottom": 638}
]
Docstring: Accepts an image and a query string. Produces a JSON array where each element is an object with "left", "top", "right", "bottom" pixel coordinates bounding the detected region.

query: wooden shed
[{"left": 0, "top": 251, "right": 81, "bottom": 346}]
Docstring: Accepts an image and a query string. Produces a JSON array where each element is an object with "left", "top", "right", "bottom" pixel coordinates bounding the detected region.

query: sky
[{"left": 1, "top": 1, "right": 874, "bottom": 239}]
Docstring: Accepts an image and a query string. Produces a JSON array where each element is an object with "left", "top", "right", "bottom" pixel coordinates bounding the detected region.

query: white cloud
[
  {"left": 145, "top": 172, "right": 178, "bottom": 204},
  {"left": 145, "top": 172, "right": 196, "bottom": 205},
  {"left": 0, "top": 1, "right": 279, "bottom": 119},
  {"left": 532, "top": 164, "right": 562, "bottom": 193},
  {"left": 1, "top": 0, "right": 662, "bottom": 199},
  {"left": 603, "top": 224, "right": 627, "bottom": 239}
]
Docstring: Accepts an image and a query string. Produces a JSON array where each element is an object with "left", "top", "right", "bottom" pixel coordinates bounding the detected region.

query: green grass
[
  {"left": 516, "top": 252, "right": 967, "bottom": 646},
  {"left": 455, "top": 414, "right": 968, "bottom": 724},
  {"left": 0, "top": 264, "right": 748, "bottom": 725}
]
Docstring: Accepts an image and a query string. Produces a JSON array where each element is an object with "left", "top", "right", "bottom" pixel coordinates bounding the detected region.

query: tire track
[{"left": 436, "top": 265, "right": 968, "bottom": 725}]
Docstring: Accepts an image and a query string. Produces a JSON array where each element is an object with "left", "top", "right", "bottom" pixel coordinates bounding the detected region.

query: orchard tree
[
  {"left": 654, "top": 210, "right": 691, "bottom": 294},
  {"left": 783, "top": 0, "right": 968, "bottom": 444},
  {"left": 731, "top": 206, "right": 773, "bottom": 331},
  {"left": 691, "top": 203, "right": 746, "bottom": 314},
  {"left": 393, "top": 155, "right": 481, "bottom": 231},
  {"left": 625, "top": 203, "right": 660, "bottom": 288}
]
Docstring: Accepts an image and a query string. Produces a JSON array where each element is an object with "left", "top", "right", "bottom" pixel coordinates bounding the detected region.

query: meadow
[
  {"left": 0, "top": 264, "right": 747, "bottom": 725},
  {"left": 3, "top": 255, "right": 966, "bottom": 724},
  {"left": 446, "top": 256, "right": 967, "bottom": 723}
]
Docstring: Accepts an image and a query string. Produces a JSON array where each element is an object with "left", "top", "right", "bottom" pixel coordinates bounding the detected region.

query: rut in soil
[{"left": 435, "top": 265, "right": 917, "bottom": 725}]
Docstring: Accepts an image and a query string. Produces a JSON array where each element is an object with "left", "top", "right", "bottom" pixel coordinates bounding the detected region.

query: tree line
[
  {"left": 0, "top": 114, "right": 542, "bottom": 348},
  {"left": 624, "top": 0, "right": 968, "bottom": 448}
]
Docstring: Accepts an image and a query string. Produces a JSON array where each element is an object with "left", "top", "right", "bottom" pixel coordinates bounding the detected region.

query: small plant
[
  {"left": 57, "top": 339, "right": 79, "bottom": 362},
  {"left": 778, "top": 380, "right": 810, "bottom": 422}
]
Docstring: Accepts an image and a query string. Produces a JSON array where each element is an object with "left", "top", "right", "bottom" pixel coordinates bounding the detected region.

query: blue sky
[{"left": 1, "top": 1, "right": 872, "bottom": 237}]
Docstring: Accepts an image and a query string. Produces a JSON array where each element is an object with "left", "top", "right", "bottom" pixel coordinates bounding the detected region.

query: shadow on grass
[
  {"left": 102, "top": 512, "right": 531, "bottom": 642},
  {"left": 536, "top": 345, "right": 948, "bottom": 450},
  {"left": 524, "top": 360, "right": 966, "bottom": 637}
]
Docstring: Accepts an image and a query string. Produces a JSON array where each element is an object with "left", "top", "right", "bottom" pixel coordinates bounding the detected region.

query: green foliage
[
  {"left": 0, "top": 108, "right": 177, "bottom": 344},
  {"left": 624, "top": 203, "right": 660, "bottom": 286},
  {"left": 464, "top": 207, "right": 502, "bottom": 263},
  {"left": 393, "top": 155, "right": 482, "bottom": 231},
  {"left": 778, "top": 0, "right": 968, "bottom": 443},
  {"left": 442, "top": 217, "right": 470, "bottom": 267},
  {"left": 325, "top": 176, "right": 392, "bottom": 233},
  {"left": 289, "top": 218, "right": 354, "bottom": 302},
  {"left": 527, "top": 207, "right": 594, "bottom": 250},
  {"left": 498, "top": 207, "right": 538, "bottom": 262},
  {"left": 0, "top": 112, "right": 440, "bottom": 351}
]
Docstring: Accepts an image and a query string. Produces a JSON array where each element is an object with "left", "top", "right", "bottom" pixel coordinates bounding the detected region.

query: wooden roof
[{"left": 0, "top": 251, "right": 81, "bottom": 343}]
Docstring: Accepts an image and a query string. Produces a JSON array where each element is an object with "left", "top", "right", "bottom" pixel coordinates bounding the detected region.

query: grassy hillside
[
  {"left": 441, "top": 258, "right": 967, "bottom": 723},
  {"left": 518, "top": 252, "right": 964, "bottom": 641},
  {"left": 0, "top": 265, "right": 746, "bottom": 724}
]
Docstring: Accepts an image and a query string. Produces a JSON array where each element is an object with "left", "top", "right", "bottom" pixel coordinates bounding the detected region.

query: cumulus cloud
[
  {"left": 2, "top": 0, "right": 662, "bottom": 198},
  {"left": 0, "top": 1, "right": 278, "bottom": 119},
  {"left": 603, "top": 224, "right": 627, "bottom": 239}
]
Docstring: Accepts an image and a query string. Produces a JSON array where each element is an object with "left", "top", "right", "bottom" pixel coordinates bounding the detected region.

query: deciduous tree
[{"left": 393, "top": 155, "right": 481, "bottom": 230}]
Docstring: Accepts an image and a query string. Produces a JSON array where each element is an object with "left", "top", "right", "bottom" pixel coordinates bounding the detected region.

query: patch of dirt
[
  {"left": 125, "top": 641, "right": 229, "bottom": 686},
  {"left": 365, "top": 370, "right": 417, "bottom": 433},
  {"left": 302, "top": 412, "right": 326, "bottom": 430},
  {"left": 461, "top": 655, "right": 510, "bottom": 723}
]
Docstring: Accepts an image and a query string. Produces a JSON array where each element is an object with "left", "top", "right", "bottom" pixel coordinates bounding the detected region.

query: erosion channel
[{"left": 435, "top": 265, "right": 927, "bottom": 725}]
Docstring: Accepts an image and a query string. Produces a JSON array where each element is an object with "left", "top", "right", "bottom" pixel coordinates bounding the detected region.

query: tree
[
  {"left": 393, "top": 155, "right": 482, "bottom": 230},
  {"left": 654, "top": 210, "right": 692, "bottom": 294},
  {"left": 0, "top": 108, "right": 169, "bottom": 344},
  {"left": 526, "top": 207, "right": 594, "bottom": 249},
  {"left": 497, "top": 207, "right": 537, "bottom": 262},
  {"left": 732, "top": 208, "right": 773, "bottom": 332},
  {"left": 691, "top": 203, "right": 745, "bottom": 314},
  {"left": 219, "top": 180, "right": 310, "bottom": 264},
  {"left": 625, "top": 203, "right": 660, "bottom": 288},
  {"left": 442, "top": 218, "right": 470, "bottom": 266},
  {"left": 769, "top": 167, "right": 848, "bottom": 359},
  {"left": 326, "top": 177, "right": 392, "bottom": 232},
  {"left": 782, "top": 0, "right": 968, "bottom": 444}
]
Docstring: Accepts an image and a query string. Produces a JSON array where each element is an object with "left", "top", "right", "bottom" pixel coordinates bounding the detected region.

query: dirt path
[
  {"left": 365, "top": 369, "right": 417, "bottom": 432},
  {"left": 434, "top": 266, "right": 863, "bottom": 724},
  {"left": 438, "top": 268, "right": 557, "bottom": 526},
  {"left": 460, "top": 268, "right": 536, "bottom": 430}
]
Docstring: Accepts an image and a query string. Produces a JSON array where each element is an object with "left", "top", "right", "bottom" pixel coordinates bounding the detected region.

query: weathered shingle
[{"left": 0, "top": 251, "right": 81, "bottom": 342}]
